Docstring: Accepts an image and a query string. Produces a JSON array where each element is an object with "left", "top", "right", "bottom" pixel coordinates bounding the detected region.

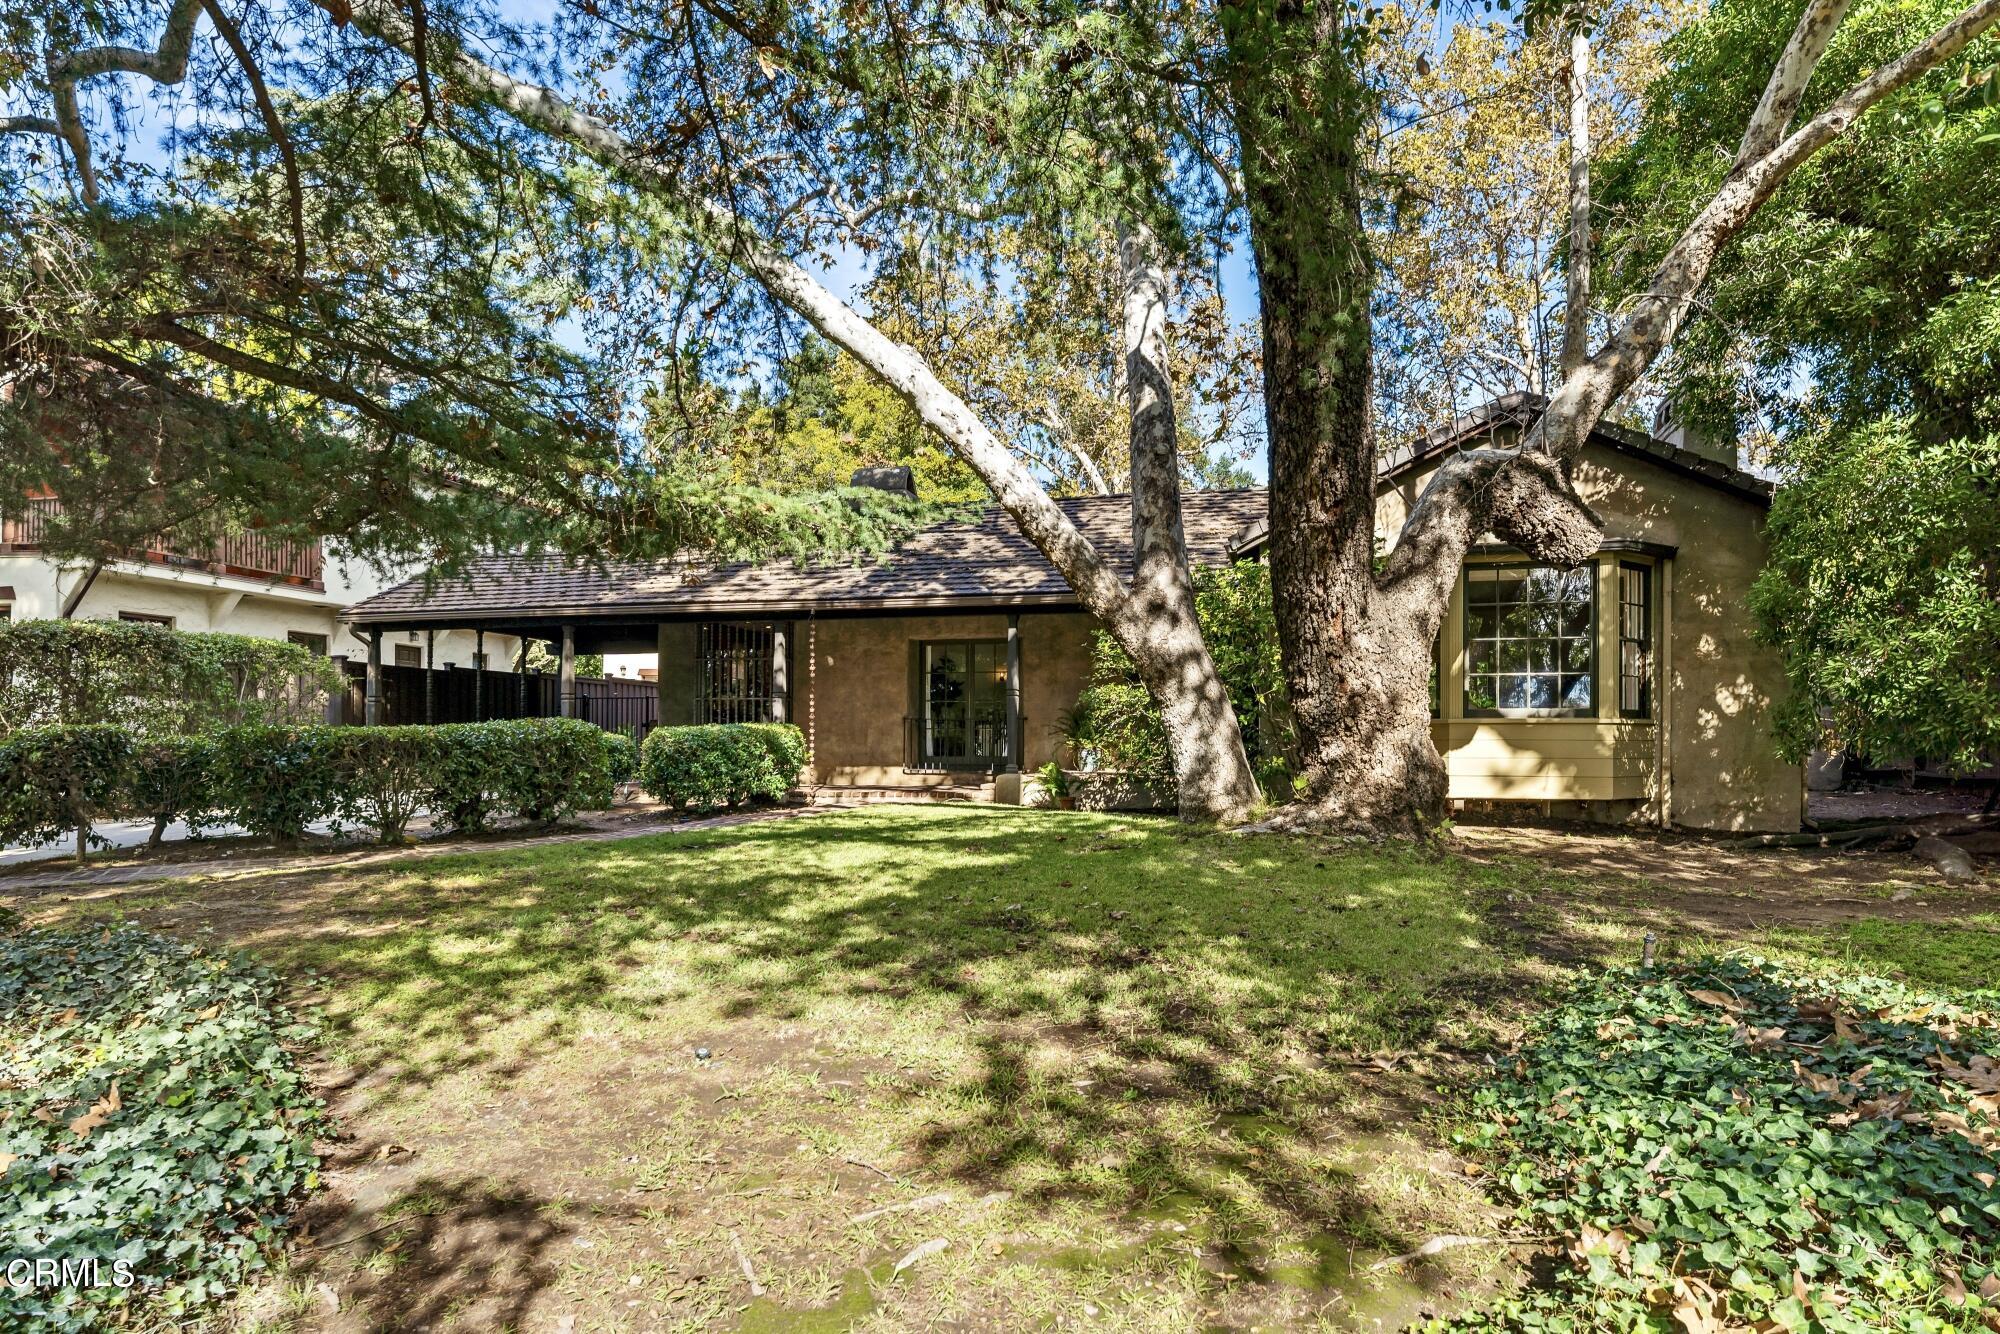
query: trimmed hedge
[
  {"left": 0, "top": 719, "right": 626, "bottom": 851},
  {"left": 0, "top": 725, "right": 132, "bottom": 857},
  {"left": 0, "top": 618, "right": 340, "bottom": 734},
  {"left": 210, "top": 724, "right": 345, "bottom": 843},
  {"left": 639, "top": 723, "right": 807, "bottom": 812},
  {"left": 125, "top": 735, "right": 220, "bottom": 848}
]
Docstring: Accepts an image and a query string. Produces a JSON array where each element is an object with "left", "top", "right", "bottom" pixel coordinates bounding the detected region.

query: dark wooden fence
[{"left": 335, "top": 663, "right": 657, "bottom": 739}]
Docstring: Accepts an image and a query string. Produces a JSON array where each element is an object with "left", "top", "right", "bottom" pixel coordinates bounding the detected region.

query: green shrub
[
  {"left": 0, "top": 725, "right": 132, "bottom": 860},
  {"left": 1442, "top": 958, "right": 2000, "bottom": 1332},
  {"left": 427, "top": 721, "right": 515, "bottom": 834},
  {"left": 0, "top": 619, "right": 340, "bottom": 735},
  {"left": 604, "top": 729, "right": 641, "bottom": 785},
  {"left": 0, "top": 926, "right": 324, "bottom": 1330},
  {"left": 124, "top": 734, "right": 220, "bottom": 848},
  {"left": 327, "top": 727, "right": 441, "bottom": 843},
  {"left": 492, "top": 718, "right": 615, "bottom": 824},
  {"left": 210, "top": 725, "right": 344, "bottom": 842},
  {"left": 639, "top": 724, "right": 788, "bottom": 812},
  {"left": 738, "top": 723, "right": 808, "bottom": 799}
]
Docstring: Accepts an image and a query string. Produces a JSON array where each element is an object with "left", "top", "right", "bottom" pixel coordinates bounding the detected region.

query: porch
[{"left": 336, "top": 606, "right": 1096, "bottom": 798}]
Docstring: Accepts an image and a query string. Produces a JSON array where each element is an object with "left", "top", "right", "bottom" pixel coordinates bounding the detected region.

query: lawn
[{"left": 10, "top": 805, "right": 2000, "bottom": 1331}]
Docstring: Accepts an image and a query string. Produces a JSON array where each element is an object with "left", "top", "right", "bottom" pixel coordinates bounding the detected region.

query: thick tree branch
[
  {"left": 1379, "top": 446, "right": 1601, "bottom": 631},
  {"left": 43, "top": 0, "right": 206, "bottom": 203},
  {"left": 1528, "top": 0, "right": 2000, "bottom": 460}
]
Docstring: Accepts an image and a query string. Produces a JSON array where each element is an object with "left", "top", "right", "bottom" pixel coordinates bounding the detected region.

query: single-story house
[{"left": 341, "top": 393, "right": 1804, "bottom": 832}]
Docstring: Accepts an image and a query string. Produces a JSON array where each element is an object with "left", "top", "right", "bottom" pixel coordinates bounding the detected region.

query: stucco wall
[
  {"left": 654, "top": 613, "right": 1095, "bottom": 786},
  {"left": 1383, "top": 440, "right": 1802, "bottom": 832},
  {"left": 0, "top": 556, "right": 513, "bottom": 669}
]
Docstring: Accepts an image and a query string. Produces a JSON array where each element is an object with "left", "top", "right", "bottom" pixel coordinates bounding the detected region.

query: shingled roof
[
  {"left": 346, "top": 395, "right": 1774, "bottom": 630},
  {"left": 344, "top": 488, "right": 1270, "bottom": 626}
]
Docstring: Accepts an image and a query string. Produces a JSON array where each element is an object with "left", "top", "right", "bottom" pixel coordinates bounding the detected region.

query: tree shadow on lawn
[{"left": 54, "top": 807, "right": 1569, "bottom": 1323}]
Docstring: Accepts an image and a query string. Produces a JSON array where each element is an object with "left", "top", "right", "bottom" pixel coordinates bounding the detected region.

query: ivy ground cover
[
  {"left": 1450, "top": 958, "right": 2000, "bottom": 1332},
  {"left": 0, "top": 921, "right": 325, "bottom": 1330}
]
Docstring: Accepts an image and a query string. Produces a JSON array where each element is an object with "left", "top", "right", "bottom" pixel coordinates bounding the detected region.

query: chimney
[
  {"left": 849, "top": 465, "right": 918, "bottom": 499},
  {"left": 1651, "top": 403, "right": 1739, "bottom": 470}
]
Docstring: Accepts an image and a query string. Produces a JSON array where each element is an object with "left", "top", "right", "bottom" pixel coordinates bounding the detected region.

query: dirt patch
[{"left": 1451, "top": 823, "right": 1999, "bottom": 936}]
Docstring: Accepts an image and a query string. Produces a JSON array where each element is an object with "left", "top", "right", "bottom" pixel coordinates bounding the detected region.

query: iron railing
[
  {"left": 903, "top": 711, "right": 1021, "bottom": 774},
  {"left": 0, "top": 498, "right": 323, "bottom": 589}
]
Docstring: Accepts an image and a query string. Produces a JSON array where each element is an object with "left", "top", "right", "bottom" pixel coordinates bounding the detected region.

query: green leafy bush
[
  {"left": 0, "top": 725, "right": 133, "bottom": 857},
  {"left": 0, "top": 924, "right": 325, "bottom": 1330},
  {"left": 640, "top": 723, "right": 804, "bottom": 812},
  {"left": 0, "top": 619, "right": 340, "bottom": 735},
  {"left": 123, "top": 734, "right": 220, "bottom": 848},
  {"left": 209, "top": 725, "right": 345, "bottom": 842},
  {"left": 1442, "top": 958, "right": 2000, "bottom": 1332},
  {"left": 492, "top": 718, "right": 616, "bottom": 824},
  {"left": 1071, "top": 560, "right": 1291, "bottom": 789},
  {"left": 327, "top": 727, "right": 441, "bottom": 843},
  {"left": 738, "top": 722, "right": 808, "bottom": 799},
  {"left": 426, "top": 721, "right": 517, "bottom": 834},
  {"left": 604, "top": 729, "right": 641, "bottom": 785}
]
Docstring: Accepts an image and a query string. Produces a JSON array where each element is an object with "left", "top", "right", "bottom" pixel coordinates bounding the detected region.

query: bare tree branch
[
  {"left": 1559, "top": 27, "right": 1592, "bottom": 378},
  {"left": 1529, "top": 0, "right": 2000, "bottom": 460},
  {"left": 43, "top": 0, "right": 207, "bottom": 202}
]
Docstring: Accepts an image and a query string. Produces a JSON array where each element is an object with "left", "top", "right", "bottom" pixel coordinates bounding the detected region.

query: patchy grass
[{"left": 11, "top": 805, "right": 1999, "bottom": 1331}]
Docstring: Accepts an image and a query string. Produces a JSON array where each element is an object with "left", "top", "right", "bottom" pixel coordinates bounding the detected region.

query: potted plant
[{"left": 1036, "top": 760, "right": 1074, "bottom": 810}]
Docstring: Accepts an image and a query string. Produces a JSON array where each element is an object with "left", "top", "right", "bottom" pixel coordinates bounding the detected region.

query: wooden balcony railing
[{"left": 0, "top": 498, "right": 324, "bottom": 590}]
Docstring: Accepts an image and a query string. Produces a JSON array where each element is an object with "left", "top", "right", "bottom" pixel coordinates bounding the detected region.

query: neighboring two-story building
[{"left": 0, "top": 498, "right": 510, "bottom": 668}]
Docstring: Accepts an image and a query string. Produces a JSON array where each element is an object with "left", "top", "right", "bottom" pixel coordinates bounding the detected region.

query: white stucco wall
[{"left": 0, "top": 551, "right": 515, "bottom": 669}]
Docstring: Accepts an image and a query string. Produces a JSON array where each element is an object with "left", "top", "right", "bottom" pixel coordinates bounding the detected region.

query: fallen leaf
[
  {"left": 0, "top": 1153, "right": 15, "bottom": 1174},
  {"left": 1687, "top": 989, "right": 1745, "bottom": 1014},
  {"left": 69, "top": 1108, "right": 107, "bottom": 1138}
]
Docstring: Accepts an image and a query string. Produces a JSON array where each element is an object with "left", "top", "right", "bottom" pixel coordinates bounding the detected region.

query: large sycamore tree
[{"left": 9, "top": 0, "right": 1998, "bottom": 829}]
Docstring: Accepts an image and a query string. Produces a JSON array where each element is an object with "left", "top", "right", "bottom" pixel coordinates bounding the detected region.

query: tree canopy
[{"left": 1601, "top": 0, "right": 2000, "bottom": 768}]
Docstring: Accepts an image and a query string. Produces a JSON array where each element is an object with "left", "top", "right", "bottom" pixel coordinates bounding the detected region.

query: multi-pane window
[
  {"left": 920, "top": 640, "right": 1010, "bottom": 765},
  {"left": 1618, "top": 562, "right": 1653, "bottom": 718},
  {"left": 288, "top": 631, "right": 329, "bottom": 655},
  {"left": 1463, "top": 564, "right": 1595, "bottom": 716}
]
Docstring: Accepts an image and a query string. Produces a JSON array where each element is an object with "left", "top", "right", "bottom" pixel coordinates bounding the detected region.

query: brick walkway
[{"left": 0, "top": 804, "right": 849, "bottom": 897}]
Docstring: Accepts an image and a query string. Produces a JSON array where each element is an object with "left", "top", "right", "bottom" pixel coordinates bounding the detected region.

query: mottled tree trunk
[{"left": 1114, "top": 222, "right": 1263, "bottom": 822}]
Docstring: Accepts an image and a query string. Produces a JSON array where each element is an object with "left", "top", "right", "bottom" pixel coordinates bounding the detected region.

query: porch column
[
  {"left": 558, "top": 624, "right": 576, "bottom": 718},
  {"left": 517, "top": 639, "right": 529, "bottom": 716},
  {"left": 1005, "top": 613, "right": 1022, "bottom": 773},
  {"left": 364, "top": 629, "right": 382, "bottom": 726},
  {"left": 474, "top": 629, "right": 486, "bottom": 721},
  {"left": 424, "top": 630, "right": 435, "bottom": 725},
  {"left": 656, "top": 623, "right": 672, "bottom": 728},
  {"left": 770, "top": 622, "right": 790, "bottom": 723}
]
